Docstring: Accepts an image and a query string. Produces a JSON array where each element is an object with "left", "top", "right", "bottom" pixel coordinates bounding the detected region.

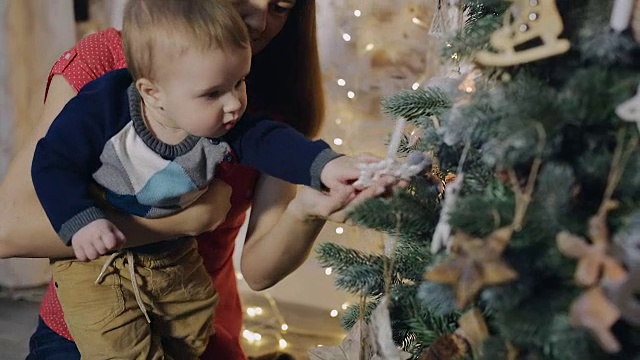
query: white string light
[
  {"left": 347, "top": 91, "right": 355, "bottom": 99},
  {"left": 333, "top": 138, "right": 343, "bottom": 146},
  {"left": 411, "top": 16, "right": 428, "bottom": 27},
  {"left": 342, "top": 33, "right": 352, "bottom": 41},
  {"left": 246, "top": 306, "right": 263, "bottom": 317},
  {"left": 330, "top": 309, "right": 339, "bottom": 317},
  {"left": 243, "top": 329, "right": 263, "bottom": 343},
  {"left": 353, "top": 9, "right": 361, "bottom": 17},
  {"left": 325, "top": 267, "right": 333, "bottom": 276},
  {"left": 335, "top": 227, "right": 344, "bottom": 234},
  {"left": 337, "top": 78, "right": 346, "bottom": 86}
]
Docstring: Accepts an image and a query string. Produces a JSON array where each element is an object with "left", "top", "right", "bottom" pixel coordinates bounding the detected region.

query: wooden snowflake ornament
[
  {"left": 605, "top": 265, "right": 640, "bottom": 327},
  {"left": 475, "top": 0, "right": 570, "bottom": 67},
  {"left": 605, "top": 221, "right": 640, "bottom": 327},
  {"left": 556, "top": 214, "right": 626, "bottom": 286},
  {"left": 569, "top": 287, "right": 622, "bottom": 354},
  {"left": 424, "top": 226, "right": 518, "bottom": 309}
]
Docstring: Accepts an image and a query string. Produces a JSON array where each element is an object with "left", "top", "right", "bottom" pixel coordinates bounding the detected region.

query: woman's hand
[
  {"left": 108, "top": 178, "right": 232, "bottom": 242},
  {"left": 179, "top": 179, "right": 233, "bottom": 236},
  {"left": 239, "top": 171, "right": 403, "bottom": 291}
]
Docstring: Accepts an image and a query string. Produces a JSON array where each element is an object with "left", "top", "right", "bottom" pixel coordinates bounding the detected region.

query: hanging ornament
[
  {"left": 419, "top": 307, "right": 491, "bottom": 360},
  {"left": 446, "top": 0, "right": 465, "bottom": 34},
  {"left": 429, "top": 0, "right": 465, "bottom": 39},
  {"left": 475, "top": 0, "right": 571, "bottom": 67},
  {"left": 429, "top": 0, "right": 448, "bottom": 38},
  {"left": 556, "top": 213, "right": 626, "bottom": 287},
  {"left": 431, "top": 174, "right": 464, "bottom": 254},
  {"left": 604, "top": 265, "right": 640, "bottom": 327},
  {"left": 354, "top": 118, "right": 430, "bottom": 187},
  {"left": 559, "top": 208, "right": 628, "bottom": 353},
  {"left": 605, "top": 213, "right": 640, "bottom": 327},
  {"left": 424, "top": 226, "right": 518, "bottom": 309},
  {"left": 308, "top": 297, "right": 411, "bottom": 360},
  {"left": 408, "top": 127, "right": 424, "bottom": 147},
  {"left": 633, "top": 0, "right": 640, "bottom": 41},
  {"left": 610, "top": 0, "right": 635, "bottom": 32},
  {"left": 615, "top": 83, "right": 640, "bottom": 133},
  {"left": 569, "top": 286, "right": 622, "bottom": 354}
]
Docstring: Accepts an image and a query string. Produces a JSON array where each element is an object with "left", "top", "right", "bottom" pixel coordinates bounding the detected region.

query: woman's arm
[
  {"left": 240, "top": 173, "right": 389, "bottom": 291},
  {"left": 239, "top": 176, "right": 311, "bottom": 290},
  {"left": 0, "top": 76, "right": 228, "bottom": 259}
]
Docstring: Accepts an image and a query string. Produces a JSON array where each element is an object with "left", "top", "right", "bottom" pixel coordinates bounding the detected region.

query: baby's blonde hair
[{"left": 123, "top": 0, "right": 249, "bottom": 81}]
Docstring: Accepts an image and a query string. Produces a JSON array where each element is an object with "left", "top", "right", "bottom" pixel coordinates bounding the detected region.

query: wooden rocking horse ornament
[{"left": 475, "top": 0, "right": 571, "bottom": 67}]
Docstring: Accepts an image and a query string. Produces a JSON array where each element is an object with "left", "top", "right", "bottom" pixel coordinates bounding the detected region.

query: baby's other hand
[{"left": 71, "top": 219, "right": 126, "bottom": 261}]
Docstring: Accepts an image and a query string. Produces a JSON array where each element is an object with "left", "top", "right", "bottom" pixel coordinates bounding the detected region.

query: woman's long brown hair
[{"left": 247, "top": 0, "right": 325, "bottom": 138}]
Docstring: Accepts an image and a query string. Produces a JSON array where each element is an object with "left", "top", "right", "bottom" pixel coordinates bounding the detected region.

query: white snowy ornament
[
  {"left": 431, "top": 173, "right": 464, "bottom": 254},
  {"left": 610, "top": 0, "right": 635, "bottom": 32},
  {"left": 429, "top": 0, "right": 465, "bottom": 38},
  {"left": 615, "top": 83, "right": 640, "bottom": 133},
  {"left": 354, "top": 118, "right": 430, "bottom": 187}
]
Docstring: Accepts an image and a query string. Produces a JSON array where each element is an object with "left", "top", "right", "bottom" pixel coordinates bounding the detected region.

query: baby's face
[{"left": 155, "top": 45, "right": 252, "bottom": 138}]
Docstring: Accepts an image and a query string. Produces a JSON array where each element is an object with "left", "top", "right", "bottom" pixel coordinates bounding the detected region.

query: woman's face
[{"left": 230, "top": 0, "right": 296, "bottom": 55}]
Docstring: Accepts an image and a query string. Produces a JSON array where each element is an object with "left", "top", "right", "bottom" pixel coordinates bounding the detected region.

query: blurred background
[{"left": 0, "top": 0, "right": 442, "bottom": 358}]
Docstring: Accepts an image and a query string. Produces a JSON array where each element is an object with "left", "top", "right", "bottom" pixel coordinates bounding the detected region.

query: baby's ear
[{"left": 135, "top": 78, "right": 164, "bottom": 110}]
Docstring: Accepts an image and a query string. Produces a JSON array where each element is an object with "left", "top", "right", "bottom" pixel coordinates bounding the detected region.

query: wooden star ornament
[{"left": 424, "top": 226, "right": 518, "bottom": 309}]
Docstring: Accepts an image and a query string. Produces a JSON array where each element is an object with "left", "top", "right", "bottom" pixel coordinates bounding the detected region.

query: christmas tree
[{"left": 312, "top": 0, "right": 640, "bottom": 359}]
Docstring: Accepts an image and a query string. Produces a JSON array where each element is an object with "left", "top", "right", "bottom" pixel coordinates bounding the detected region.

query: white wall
[{"left": 0, "top": 0, "right": 76, "bottom": 289}]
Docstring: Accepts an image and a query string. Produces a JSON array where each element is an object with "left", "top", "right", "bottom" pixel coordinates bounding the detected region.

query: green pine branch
[{"left": 381, "top": 87, "right": 452, "bottom": 121}]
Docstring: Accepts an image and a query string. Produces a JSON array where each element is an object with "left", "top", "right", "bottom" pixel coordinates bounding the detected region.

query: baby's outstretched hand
[
  {"left": 320, "top": 153, "right": 390, "bottom": 193},
  {"left": 320, "top": 155, "right": 362, "bottom": 192},
  {"left": 71, "top": 219, "right": 126, "bottom": 261}
]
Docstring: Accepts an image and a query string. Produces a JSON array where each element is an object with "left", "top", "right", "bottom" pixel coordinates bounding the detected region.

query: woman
[{"left": 0, "top": 1, "right": 391, "bottom": 359}]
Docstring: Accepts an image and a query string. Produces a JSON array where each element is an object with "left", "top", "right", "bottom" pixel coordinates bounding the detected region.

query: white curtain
[
  {"left": 0, "top": 0, "right": 76, "bottom": 288},
  {"left": 91, "top": 0, "right": 127, "bottom": 29}
]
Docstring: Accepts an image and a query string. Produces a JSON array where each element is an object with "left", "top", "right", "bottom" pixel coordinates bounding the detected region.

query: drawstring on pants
[{"left": 95, "top": 251, "right": 151, "bottom": 323}]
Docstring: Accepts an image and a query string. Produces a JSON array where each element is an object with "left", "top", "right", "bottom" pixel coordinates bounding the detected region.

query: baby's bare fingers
[
  {"left": 92, "top": 237, "right": 108, "bottom": 255},
  {"left": 354, "top": 153, "right": 382, "bottom": 163},
  {"left": 74, "top": 247, "right": 88, "bottom": 262},
  {"left": 113, "top": 228, "right": 126, "bottom": 247},
  {"left": 101, "top": 233, "right": 119, "bottom": 252},
  {"left": 83, "top": 244, "right": 100, "bottom": 261}
]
